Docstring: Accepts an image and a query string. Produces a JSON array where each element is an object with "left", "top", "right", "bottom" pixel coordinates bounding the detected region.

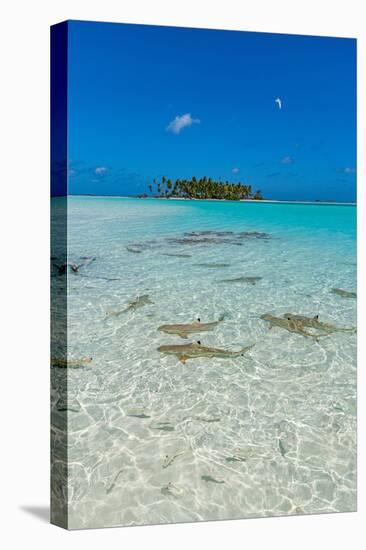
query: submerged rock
[
  {"left": 237, "top": 231, "right": 270, "bottom": 239},
  {"left": 166, "top": 229, "right": 270, "bottom": 247},
  {"left": 184, "top": 231, "right": 234, "bottom": 237}
]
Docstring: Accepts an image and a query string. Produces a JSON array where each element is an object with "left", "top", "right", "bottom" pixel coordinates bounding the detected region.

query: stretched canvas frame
[{"left": 51, "top": 20, "right": 357, "bottom": 530}]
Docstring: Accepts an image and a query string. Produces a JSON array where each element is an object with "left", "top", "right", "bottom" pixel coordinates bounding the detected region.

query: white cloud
[
  {"left": 338, "top": 166, "right": 356, "bottom": 174},
  {"left": 232, "top": 167, "right": 240, "bottom": 174},
  {"left": 275, "top": 97, "right": 282, "bottom": 109},
  {"left": 166, "top": 113, "right": 200, "bottom": 134},
  {"left": 95, "top": 166, "right": 107, "bottom": 175},
  {"left": 281, "top": 156, "right": 294, "bottom": 164}
]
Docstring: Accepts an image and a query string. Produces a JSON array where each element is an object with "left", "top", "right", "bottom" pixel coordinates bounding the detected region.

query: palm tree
[{"left": 148, "top": 175, "right": 263, "bottom": 200}]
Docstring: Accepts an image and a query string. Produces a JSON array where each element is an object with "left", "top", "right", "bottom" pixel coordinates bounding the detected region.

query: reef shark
[
  {"left": 283, "top": 313, "right": 356, "bottom": 335},
  {"left": 157, "top": 341, "right": 254, "bottom": 363},
  {"left": 53, "top": 257, "right": 96, "bottom": 275},
  {"left": 105, "top": 294, "right": 153, "bottom": 318},
  {"left": 195, "top": 262, "right": 230, "bottom": 268},
  {"left": 158, "top": 315, "right": 225, "bottom": 339},
  {"left": 162, "top": 253, "right": 192, "bottom": 258},
  {"left": 201, "top": 475, "right": 225, "bottom": 484},
  {"left": 51, "top": 357, "right": 93, "bottom": 368},
  {"left": 219, "top": 276, "right": 262, "bottom": 285},
  {"left": 261, "top": 314, "right": 320, "bottom": 339},
  {"left": 162, "top": 452, "right": 185, "bottom": 469},
  {"left": 331, "top": 288, "right": 357, "bottom": 299}
]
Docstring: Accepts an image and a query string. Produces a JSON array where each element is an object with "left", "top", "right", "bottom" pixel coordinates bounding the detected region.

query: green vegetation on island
[{"left": 147, "top": 176, "right": 263, "bottom": 200}]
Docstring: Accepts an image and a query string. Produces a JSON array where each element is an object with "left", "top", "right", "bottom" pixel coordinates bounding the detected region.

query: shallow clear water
[{"left": 52, "top": 196, "right": 356, "bottom": 528}]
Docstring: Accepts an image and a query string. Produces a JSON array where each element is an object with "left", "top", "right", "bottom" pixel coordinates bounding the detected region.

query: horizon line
[{"left": 52, "top": 194, "right": 357, "bottom": 206}]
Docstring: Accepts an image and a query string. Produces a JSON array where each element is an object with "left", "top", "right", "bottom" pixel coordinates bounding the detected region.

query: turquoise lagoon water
[{"left": 53, "top": 197, "right": 356, "bottom": 528}]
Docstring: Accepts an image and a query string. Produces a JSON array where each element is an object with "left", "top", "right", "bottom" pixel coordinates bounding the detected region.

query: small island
[{"left": 147, "top": 176, "right": 263, "bottom": 201}]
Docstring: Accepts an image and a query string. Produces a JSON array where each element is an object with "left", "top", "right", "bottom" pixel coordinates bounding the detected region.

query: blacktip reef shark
[
  {"left": 162, "top": 253, "right": 192, "bottom": 258},
  {"left": 195, "top": 262, "right": 230, "bottom": 268},
  {"left": 162, "top": 452, "right": 185, "bottom": 469},
  {"left": 126, "top": 246, "right": 142, "bottom": 254},
  {"left": 51, "top": 357, "right": 93, "bottom": 368},
  {"left": 261, "top": 314, "right": 321, "bottom": 339},
  {"left": 225, "top": 455, "right": 247, "bottom": 463},
  {"left": 53, "top": 257, "right": 96, "bottom": 275},
  {"left": 225, "top": 453, "right": 251, "bottom": 463},
  {"left": 331, "top": 288, "right": 357, "bottom": 299},
  {"left": 151, "top": 421, "right": 175, "bottom": 432},
  {"left": 158, "top": 315, "right": 225, "bottom": 339},
  {"left": 283, "top": 313, "right": 356, "bottom": 335},
  {"left": 161, "top": 482, "right": 183, "bottom": 497},
  {"left": 157, "top": 341, "right": 254, "bottom": 363},
  {"left": 225, "top": 446, "right": 270, "bottom": 463},
  {"left": 201, "top": 475, "right": 225, "bottom": 484},
  {"left": 56, "top": 397, "right": 81, "bottom": 412},
  {"left": 105, "top": 294, "right": 153, "bottom": 318},
  {"left": 193, "top": 415, "right": 220, "bottom": 423},
  {"left": 127, "top": 409, "right": 151, "bottom": 419},
  {"left": 261, "top": 313, "right": 356, "bottom": 339},
  {"left": 219, "top": 276, "right": 262, "bottom": 285}
]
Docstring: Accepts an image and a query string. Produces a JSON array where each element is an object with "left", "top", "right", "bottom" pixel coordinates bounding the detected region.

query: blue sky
[{"left": 67, "top": 21, "right": 356, "bottom": 201}]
